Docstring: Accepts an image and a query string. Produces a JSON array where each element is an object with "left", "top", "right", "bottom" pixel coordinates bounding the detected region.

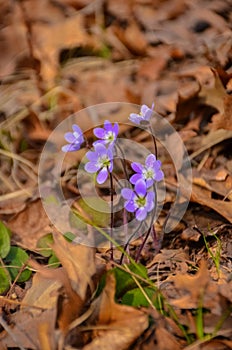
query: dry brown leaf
[
  {"left": 84, "top": 273, "right": 148, "bottom": 350},
  {"left": 155, "top": 326, "right": 181, "bottom": 350},
  {"left": 147, "top": 248, "right": 190, "bottom": 267},
  {"left": 22, "top": 272, "right": 61, "bottom": 314},
  {"left": 52, "top": 231, "right": 96, "bottom": 300},
  {"left": 28, "top": 258, "right": 84, "bottom": 332},
  {"left": 7, "top": 199, "right": 52, "bottom": 249},
  {"left": 113, "top": 20, "right": 147, "bottom": 55},
  {"left": 0, "top": 272, "right": 61, "bottom": 348},
  {"left": 0, "top": 308, "right": 57, "bottom": 349},
  {"left": 32, "top": 14, "right": 98, "bottom": 87},
  {"left": 191, "top": 184, "right": 232, "bottom": 224},
  {"left": 169, "top": 261, "right": 211, "bottom": 309},
  {"left": 137, "top": 56, "right": 168, "bottom": 81},
  {"left": 190, "top": 129, "right": 232, "bottom": 161},
  {"left": 199, "top": 68, "right": 226, "bottom": 114},
  {"left": 210, "top": 94, "right": 232, "bottom": 131}
]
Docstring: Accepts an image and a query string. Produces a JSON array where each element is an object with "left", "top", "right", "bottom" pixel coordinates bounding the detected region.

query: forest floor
[{"left": 0, "top": 0, "right": 232, "bottom": 349}]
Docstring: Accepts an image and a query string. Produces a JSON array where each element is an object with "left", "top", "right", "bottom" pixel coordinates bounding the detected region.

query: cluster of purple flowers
[{"left": 62, "top": 104, "right": 164, "bottom": 221}]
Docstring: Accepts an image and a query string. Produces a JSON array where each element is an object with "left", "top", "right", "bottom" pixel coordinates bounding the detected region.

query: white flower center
[
  {"left": 104, "top": 131, "right": 115, "bottom": 143},
  {"left": 99, "top": 155, "right": 111, "bottom": 168},
  {"left": 134, "top": 195, "right": 146, "bottom": 208},
  {"left": 143, "top": 168, "right": 154, "bottom": 180}
]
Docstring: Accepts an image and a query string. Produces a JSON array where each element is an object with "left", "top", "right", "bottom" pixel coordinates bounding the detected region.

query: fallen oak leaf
[
  {"left": 191, "top": 184, "right": 232, "bottom": 224},
  {"left": 210, "top": 94, "right": 232, "bottom": 131},
  {"left": 83, "top": 273, "right": 148, "bottom": 350},
  {"left": 52, "top": 231, "right": 96, "bottom": 300},
  {"left": 22, "top": 272, "right": 61, "bottom": 315}
]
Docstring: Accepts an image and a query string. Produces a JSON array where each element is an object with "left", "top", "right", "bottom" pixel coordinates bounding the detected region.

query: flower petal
[
  {"left": 145, "top": 178, "right": 154, "bottom": 188},
  {"left": 125, "top": 200, "right": 136, "bottom": 212},
  {"left": 131, "top": 162, "right": 143, "bottom": 173},
  {"left": 141, "top": 104, "right": 149, "bottom": 115},
  {"left": 135, "top": 180, "right": 147, "bottom": 197},
  {"left": 136, "top": 208, "right": 147, "bottom": 221},
  {"left": 145, "top": 154, "right": 156, "bottom": 167},
  {"left": 129, "top": 114, "right": 140, "bottom": 125},
  {"left": 72, "top": 124, "right": 83, "bottom": 135},
  {"left": 97, "top": 168, "right": 108, "bottom": 184},
  {"left": 104, "top": 120, "right": 112, "bottom": 131},
  {"left": 121, "top": 188, "right": 133, "bottom": 200},
  {"left": 130, "top": 173, "right": 142, "bottom": 185},
  {"left": 62, "top": 144, "right": 78, "bottom": 152},
  {"left": 94, "top": 143, "right": 107, "bottom": 155},
  {"left": 94, "top": 127, "right": 105, "bottom": 139},
  {"left": 84, "top": 162, "right": 99, "bottom": 173},
  {"left": 112, "top": 122, "right": 119, "bottom": 135},
  {"left": 145, "top": 192, "right": 155, "bottom": 212},
  {"left": 108, "top": 160, "right": 114, "bottom": 173},
  {"left": 93, "top": 140, "right": 104, "bottom": 146},
  {"left": 64, "top": 132, "right": 76, "bottom": 143},
  {"left": 155, "top": 170, "right": 164, "bottom": 181},
  {"left": 86, "top": 150, "right": 97, "bottom": 161},
  {"left": 107, "top": 147, "right": 114, "bottom": 160}
]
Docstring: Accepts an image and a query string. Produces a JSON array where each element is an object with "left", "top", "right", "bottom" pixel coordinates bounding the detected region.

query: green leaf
[
  {"left": 5, "top": 247, "right": 32, "bottom": 283},
  {"left": 63, "top": 231, "right": 76, "bottom": 242},
  {"left": 70, "top": 196, "right": 111, "bottom": 230},
  {"left": 122, "top": 287, "right": 156, "bottom": 307},
  {"left": 113, "top": 263, "right": 148, "bottom": 298},
  {"left": 0, "top": 221, "right": 11, "bottom": 258},
  {"left": 0, "top": 266, "right": 11, "bottom": 294},
  {"left": 36, "top": 233, "right": 54, "bottom": 257},
  {"left": 48, "top": 253, "right": 60, "bottom": 268}
]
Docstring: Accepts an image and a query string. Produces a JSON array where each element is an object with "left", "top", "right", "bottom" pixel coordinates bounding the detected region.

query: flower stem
[
  {"left": 109, "top": 169, "right": 114, "bottom": 260},
  {"left": 116, "top": 143, "right": 130, "bottom": 182},
  {"left": 120, "top": 221, "right": 143, "bottom": 264},
  {"left": 149, "top": 125, "right": 158, "bottom": 159},
  {"left": 135, "top": 183, "right": 158, "bottom": 261}
]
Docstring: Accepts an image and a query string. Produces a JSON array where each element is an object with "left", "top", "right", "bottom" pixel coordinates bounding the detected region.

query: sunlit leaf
[
  {"left": 0, "top": 221, "right": 11, "bottom": 259},
  {"left": 113, "top": 263, "right": 148, "bottom": 298},
  {"left": 0, "top": 266, "right": 11, "bottom": 294},
  {"left": 122, "top": 287, "right": 158, "bottom": 307}
]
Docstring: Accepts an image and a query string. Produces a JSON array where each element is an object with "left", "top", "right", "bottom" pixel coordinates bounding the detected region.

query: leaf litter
[{"left": 0, "top": 0, "right": 232, "bottom": 349}]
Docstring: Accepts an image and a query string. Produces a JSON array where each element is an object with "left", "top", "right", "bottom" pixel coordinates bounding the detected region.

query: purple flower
[
  {"left": 93, "top": 120, "right": 119, "bottom": 146},
  {"left": 121, "top": 180, "right": 155, "bottom": 221},
  {"left": 62, "top": 124, "right": 84, "bottom": 152},
  {"left": 129, "top": 103, "right": 154, "bottom": 125},
  {"left": 84, "top": 143, "right": 113, "bottom": 184},
  {"left": 130, "top": 154, "right": 164, "bottom": 188}
]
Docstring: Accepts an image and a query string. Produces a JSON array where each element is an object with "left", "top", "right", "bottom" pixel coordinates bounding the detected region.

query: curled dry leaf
[
  {"left": 52, "top": 231, "right": 96, "bottom": 300},
  {"left": 83, "top": 273, "right": 148, "bottom": 350}
]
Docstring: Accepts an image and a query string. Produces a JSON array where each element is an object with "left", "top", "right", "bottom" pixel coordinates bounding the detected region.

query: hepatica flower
[
  {"left": 84, "top": 143, "right": 113, "bottom": 184},
  {"left": 62, "top": 124, "right": 84, "bottom": 152},
  {"left": 121, "top": 179, "right": 155, "bottom": 221},
  {"left": 93, "top": 120, "right": 119, "bottom": 146},
  {"left": 129, "top": 103, "right": 154, "bottom": 125},
  {"left": 130, "top": 154, "right": 164, "bottom": 188}
]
